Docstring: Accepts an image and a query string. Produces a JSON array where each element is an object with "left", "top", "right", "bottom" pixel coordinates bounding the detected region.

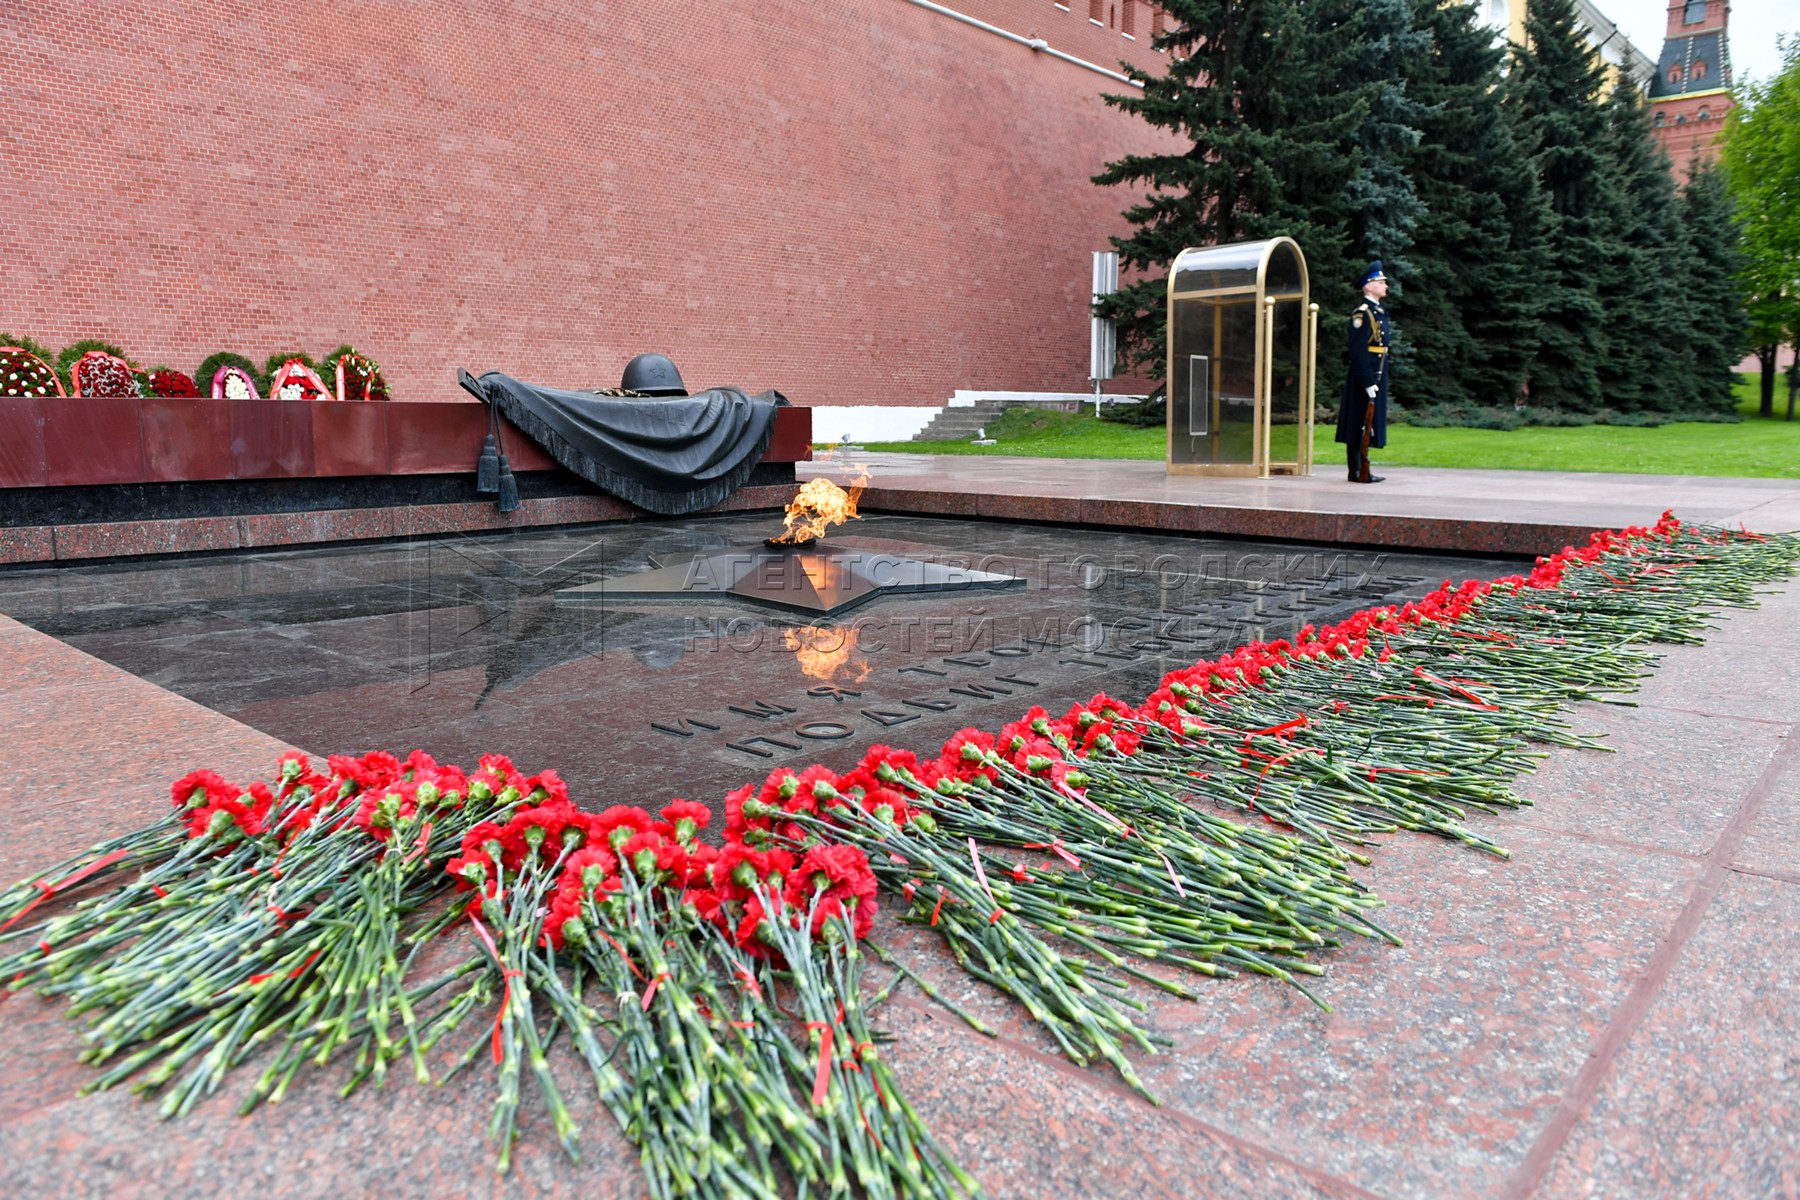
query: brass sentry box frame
[{"left": 1165, "top": 238, "right": 1318, "bottom": 478}]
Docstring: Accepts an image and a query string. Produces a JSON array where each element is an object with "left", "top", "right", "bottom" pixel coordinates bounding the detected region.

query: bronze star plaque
[{"left": 555, "top": 546, "right": 1024, "bottom": 617}]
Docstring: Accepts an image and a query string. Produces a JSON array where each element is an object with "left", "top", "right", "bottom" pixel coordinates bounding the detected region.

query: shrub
[
  {"left": 1392, "top": 403, "right": 1743, "bottom": 429},
  {"left": 1394, "top": 403, "right": 1523, "bottom": 430},
  {"left": 1100, "top": 392, "right": 1167, "bottom": 427},
  {"left": 1514, "top": 407, "right": 1597, "bottom": 427}
]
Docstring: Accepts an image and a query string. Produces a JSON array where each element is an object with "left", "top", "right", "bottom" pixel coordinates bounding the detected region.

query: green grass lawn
[{"left": 851, "top": 375, "right": 1800, "bottom": 477}]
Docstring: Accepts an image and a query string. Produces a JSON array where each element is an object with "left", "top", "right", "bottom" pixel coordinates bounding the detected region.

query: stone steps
[{"left": 912, "top": 400, "right": 1016, "bottom": 442}]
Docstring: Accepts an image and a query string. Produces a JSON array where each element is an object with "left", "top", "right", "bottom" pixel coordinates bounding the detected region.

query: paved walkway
[
  {"left": 803, "top": 454, "right": 1800, "bottom": 558},
  {"left": 0, "top": 469, "right": 1795, "bottom": 1197}
]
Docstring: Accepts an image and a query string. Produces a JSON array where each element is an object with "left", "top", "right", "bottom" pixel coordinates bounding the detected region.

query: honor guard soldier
[{"left": 1335, "top": 261, "right": 1392, "bottom": 483}]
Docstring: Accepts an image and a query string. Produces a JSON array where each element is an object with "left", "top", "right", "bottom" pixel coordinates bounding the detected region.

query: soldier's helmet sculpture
[{"left": 620, "top": 353, "right": 688, "bottom": 397}]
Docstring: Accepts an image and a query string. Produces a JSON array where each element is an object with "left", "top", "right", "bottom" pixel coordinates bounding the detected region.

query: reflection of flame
[
  {"left": 772, "top": 471, "right": 867, "bottom": 545},
  {"left": 785, "top": 624, "right": 871, "bottom": 684}
]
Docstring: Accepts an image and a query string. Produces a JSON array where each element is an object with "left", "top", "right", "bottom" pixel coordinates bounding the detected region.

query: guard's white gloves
[{"left": 1365, "top": 386, "right": 1378, "bottom": 399}]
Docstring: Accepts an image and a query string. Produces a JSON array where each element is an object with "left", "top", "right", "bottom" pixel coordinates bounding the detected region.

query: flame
[
  {"left": 784, "top": 624, "right": 871, "bottom": 684},
  {"left": 772, "top": 471, "right": 867, "bottom": 544}
]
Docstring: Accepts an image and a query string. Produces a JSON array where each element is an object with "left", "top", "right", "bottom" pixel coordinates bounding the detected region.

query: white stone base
[
  {"left": 809, "top": 391, "right": 1149, "bottom": 443},
  {"left": 946, "top": 389, "right": 1146, "bottom": 407}
]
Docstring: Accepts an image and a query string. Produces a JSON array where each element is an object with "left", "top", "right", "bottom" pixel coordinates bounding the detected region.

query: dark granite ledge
[
  {"left": 0, "top": 483, "right": 802, "bottom": 567},
  {"left": 0, "top": 464, "right": 797, "bottom": 528}
]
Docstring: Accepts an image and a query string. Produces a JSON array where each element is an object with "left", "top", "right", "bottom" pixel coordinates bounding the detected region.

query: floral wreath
[
  {"left": 211, "top": 365, "right": 261, "bottom": 400},
  {"left": 0, "top": 346, "right": 65, "bottom": 397},
  {"left": 329, "top": 348, "right": 389, "bottom": 402},
  {"left": 71, "top": 351, "right": 142, "bottom": 397},
  {"left": 145, "top": 368, "right": 200, "bottom": 398},
  {"left": 269, "top": 358, "right": 335, "bottom": 402}
]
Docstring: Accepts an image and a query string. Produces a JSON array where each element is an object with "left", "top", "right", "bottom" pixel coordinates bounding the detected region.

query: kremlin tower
[{"left": 1647, "top": 0, "right": 1733, "bottom": 173}]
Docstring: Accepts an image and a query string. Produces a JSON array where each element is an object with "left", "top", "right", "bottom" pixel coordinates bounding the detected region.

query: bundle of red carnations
[
  {"left": 0, "top": 748, "right": 973, "bottom": 1195},
  {"left": 705, "top": 516, "right": 1800, "bottom": 1103},
  {"left": 433, "top": 786, "right": 974, "bottom": 1194},
  {"left": 0, "top": 749, "right": 523, "bottom": 1118},
  {"left": 1, "top": 514, "right": 1795, "bottom": 1193}
]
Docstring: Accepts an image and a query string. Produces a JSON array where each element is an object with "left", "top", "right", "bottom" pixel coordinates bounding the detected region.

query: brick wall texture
[
  {"left": 1, "top": 0, "right": 1177, "bottom": 407},
  {"left": 1650, "top": 93, "right": 1730, "bottom": 178}
]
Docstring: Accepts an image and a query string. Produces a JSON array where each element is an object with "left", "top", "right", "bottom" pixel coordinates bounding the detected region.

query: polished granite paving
[
  {"left": 0, "top": 504, "right": 1795, "bottom": 1198},
  {"left": 0, "top": 513, "right": 1513, "bottom": 818},
  {"left": 801, "top": 454, "right": 1800, "bottom": 558}
]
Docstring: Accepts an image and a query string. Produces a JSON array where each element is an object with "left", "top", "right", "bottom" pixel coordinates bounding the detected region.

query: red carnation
[
  {"left": 716, "top": 841, "right": 796, "bottom": 901},
  {"left": 521, "top": 769, "right": 570, "bottom": 806},
  {"left": 687, "top": 886, "right": 725, "bottom": 926},
  {"left": 733, "top": 894, "right": 790, "bottom": 961},
  {"left": 683, "top": 842, "right": 721, "bottom": 888},
  {"left": 858, "top": 786, "right": 913, "bottom": 827},
  {"left": 618, "top": 830, "right": 688, "bottom": 884},
  {"left": 558, "top": 844, "right": 619, "bottom": 887},
  {"left": 939, "top": 728, "right": 1000, "bottom": 782},
  {"left": 170, "top": 768, "right": 235, "bottom": 812},
  {"left": 790, "top": 764, "right": 843, "bottom": 810},
  {"left": 658, "top": 798, "right": 712, "bottom": 845},
  {"left": 723, "top": 783, "right": 766, "bottom": 840},
  {"left": 786, "top": 843, "right": 878, "bottom": 940},
  {"left": 756, "top": 767, "right": 803, "bottom": 811},
  {"left": 591, "top": 805, "right": 655, "bottom": 851}
]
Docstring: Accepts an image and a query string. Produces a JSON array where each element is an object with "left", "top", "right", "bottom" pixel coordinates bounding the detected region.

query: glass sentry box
[{"left": 1166, "top": 237, "right": 1318, "bottom": 477}]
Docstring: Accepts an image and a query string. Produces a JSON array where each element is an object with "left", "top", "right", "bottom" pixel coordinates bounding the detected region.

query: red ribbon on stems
[
  {"left": 967, "top": 838, "right": 1002, "bottom": 923},
  {"left": 1413, "top": 666, "right": 1500, "bottom": 710},
  {"left": 247, "top": 948, "right": 322, "bottom": 987},
  {"left": 403, "top": 820, "right": 434, "bottom": 862},
  {"left": 1022, "top": 839, "right": 1083, "bottom": 870},
  {"left": 0, "top": 849, "right": 131, "bottom": 935},
  {"left": 806, "top": 1022, "right": 835, "bottom": 1107},
  {"left": 468, "top": 914, "right": 522, "bottom": 1066}
]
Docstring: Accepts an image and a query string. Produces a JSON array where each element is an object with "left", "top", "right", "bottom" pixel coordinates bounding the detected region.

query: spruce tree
[
  {"left": 1400, "top": 0, "right": 1544, "bottom": 410},
  {"left": 1680, "top": 164, "right": 1748, "bottom": 412},
  {"left": 1599, "top": 79, "right": 1695, "bottom": 414},
  {"left": 1093, "top": 0, "right": 1372, "bottom": 379},
  {"left": 1339, "top": 0, "right": 1428, "bottom": 285},
  {"left": 1506, "top": 0, "right": 1615, "bottom": 411},
  {"left": 1325, "top": 0, "right": 1429, "bottom": 403}
]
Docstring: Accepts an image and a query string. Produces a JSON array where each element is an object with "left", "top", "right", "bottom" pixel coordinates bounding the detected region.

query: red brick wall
[{"left": 1, "top": 1, "right": 1176, "bottom": 407}]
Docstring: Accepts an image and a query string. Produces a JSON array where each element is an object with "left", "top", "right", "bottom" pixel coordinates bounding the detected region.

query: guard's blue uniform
[
  {"left": 1335, "top": 297, "right": 1390, "bottom": 449},
  {"left": 1334, "top": 272, "right": 1392, "bottom": 481}
]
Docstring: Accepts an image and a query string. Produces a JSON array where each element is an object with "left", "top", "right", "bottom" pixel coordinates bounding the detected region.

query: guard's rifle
[{"left": 1357, "top": 351, "right": 1387, "bottom": 484}]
